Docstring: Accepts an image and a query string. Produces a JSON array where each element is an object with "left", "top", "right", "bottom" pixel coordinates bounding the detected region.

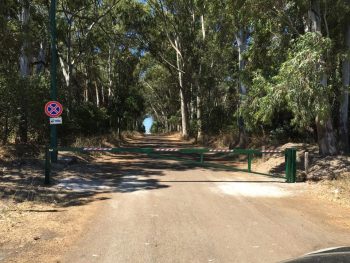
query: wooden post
[{"left": 304, "top": 152, "right": 309, "bottom": 174}]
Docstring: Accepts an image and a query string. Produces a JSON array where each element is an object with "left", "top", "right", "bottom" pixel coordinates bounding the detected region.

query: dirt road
[{"left": 54, "top": 135, "right": 350, "bottom": 263}]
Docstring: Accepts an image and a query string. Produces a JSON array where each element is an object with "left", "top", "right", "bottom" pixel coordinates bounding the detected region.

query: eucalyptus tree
[
  {"left": 135, "top": 0, "right": 201, "bottom": 139},
  {"left": 0, "top": 1, "right": 20, "bottom": 144},
  {"left": 17, "top": 0, "right": 31, "bottom": 143},
  {"left": 140, "top": 56, "right": 179, "bottom": 132},
  {"left": 56, "top": 0, "right": 119, "bottom": 112},
  {"left": 338, "top": 0, "right": 350, "bottom": 152},
  {"left": 242, "top": 0, "right": 343, "bottom": 154},
  {"left": 295, "top": 0, "right": 337, "bottom": 154}
]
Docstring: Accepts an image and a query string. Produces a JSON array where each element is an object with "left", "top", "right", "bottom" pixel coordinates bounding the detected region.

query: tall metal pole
[{"left": 50, "top": 0, "right": 58, "bottom": 162}]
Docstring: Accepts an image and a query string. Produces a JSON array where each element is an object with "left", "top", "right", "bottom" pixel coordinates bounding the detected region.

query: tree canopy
[{"left": 1, "top": 0, "right": 350, "bottom": 155}]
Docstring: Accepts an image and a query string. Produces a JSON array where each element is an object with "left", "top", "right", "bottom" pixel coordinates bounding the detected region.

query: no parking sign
[{"left": 45, "top": 101, "right": 63, "bottom": 124}]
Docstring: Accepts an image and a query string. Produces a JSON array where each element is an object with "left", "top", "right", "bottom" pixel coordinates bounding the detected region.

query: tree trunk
[
  {"left": 175, "top": 38, "right": 189, "bottom": 139},
  {"left": 180, "top": 88, "right": 189, "bottom": 139},
  {"left": 58, "top": 21, "right": 73, "bottom": 111},
  {"left": 18, "top": 0, "right": 30, "bottom": 143},
  {"left": 95, "top": 81, "right": 100, "bottom": 107},
  {"left": 36, "top": 42, "right": 45, "bottom": 73},
  {"left": 236, "top": 29, "right": 248, "bottom": 96},
  {"left": 197, "top": 14, "right": 205, "bottom": 142},
  {"left": 84, "top": 68, "right": 89, "bottom": 102},
  {"left": 84, "top": 87, "right": 88, "bottom": 102},
  {"left": 235, "top": 28, "right": 249, "bottom": 147},
  {"left": 67, "top": 21, "right": 73, "bottom": 110},
  {"left": 2, "top": 110, "right": 9, "bottom": 145},
  {"left": 190, "top": 85, "right": 195, "bottom": 121},
  {"left": 101, "top": 85, "right": 105, "bottom": 105},
  {"left": 307, "top": 0, "right": 337, "bottom": 155},
  {"left": 108, "top": 43, "right": 113, "bottom": 104},
  {"left": 117, "top": 117, "right": 121, "bottom": 139},
  {"left": 197, "top": 89, "right": 203, "bottom": 142},
  {"left": 316, "top": 116, "right": 337, "bottom": 155},
  {"left": 339, "top": 22, "right": 350, "bottom": 153},
  {"left": 165, "top": 118, "right": 169, "bottom": 133}
]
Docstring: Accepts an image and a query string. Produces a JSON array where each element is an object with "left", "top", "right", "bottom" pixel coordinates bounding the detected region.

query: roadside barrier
[{"left": 44, "top": 147, "right": 297, "bottom": 185}]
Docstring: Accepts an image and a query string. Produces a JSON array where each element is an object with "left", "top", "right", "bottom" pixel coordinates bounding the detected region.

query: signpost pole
[
  {"left": 44, "top": 147, "right": 51, "bottom": 185},
  {"left": 50, "top": 0, "right": 58, "bottom": 162}
]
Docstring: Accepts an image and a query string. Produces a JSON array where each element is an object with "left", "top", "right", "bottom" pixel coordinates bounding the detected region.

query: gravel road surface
[{"left": 61, "top": 136, "right": 350, "bottom": 263}]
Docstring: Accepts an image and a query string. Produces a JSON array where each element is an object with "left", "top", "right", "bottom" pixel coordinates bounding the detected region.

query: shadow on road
[{"left": 0, "top": 135, "right": 283, "bottom": 208}]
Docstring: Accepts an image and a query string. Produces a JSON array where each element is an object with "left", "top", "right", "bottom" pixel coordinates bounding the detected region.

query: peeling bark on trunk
[{"left": 339, "top": 22, "right": 350, "bottom": 153}]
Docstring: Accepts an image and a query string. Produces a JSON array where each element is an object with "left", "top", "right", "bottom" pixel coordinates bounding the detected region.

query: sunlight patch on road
[
  {"left": 57, "top": 176, "right": 152, "bottom": 194},
  {"left": 57, "top": 177, "right": 115, "bottom": 192},
  {"left": 216, "top": 183, "right": 291, "bottom": 198}
]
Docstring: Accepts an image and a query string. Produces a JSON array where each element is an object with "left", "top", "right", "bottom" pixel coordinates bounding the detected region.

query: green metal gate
[{"left": 44, "top": 147, "right": 297, "bottom": 185}]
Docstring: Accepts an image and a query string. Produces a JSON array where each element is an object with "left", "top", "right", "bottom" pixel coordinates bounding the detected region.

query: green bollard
[
  {"left": 285, "top": 149, "right": 290, "bottom": 182},
  {"left": 285, "top": 148, "right": 297, "bottom": 183},
  {"left": 200, "top": 153, "right": 204, "bottom": 164},
  {"left": 290, "top": 148, "right": 297, "bottom": 183}
]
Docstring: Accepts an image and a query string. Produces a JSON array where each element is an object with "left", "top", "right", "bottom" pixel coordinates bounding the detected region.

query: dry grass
[
  {"left": 71, "top": 131, "right": 121, "bottom": 148},
  {"left": 314, "top": 173, "right": 350, "bottom": 207},
  {"left": 204, "top": 132, "right": 237, "bottom": 148},
  {"left": 307, "top": 155, "right": 350, "bottom": 180}
]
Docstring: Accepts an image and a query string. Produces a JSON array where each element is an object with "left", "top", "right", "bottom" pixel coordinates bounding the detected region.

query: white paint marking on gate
[
  {"left": 83, "top": 147, "right": 113, "bottom": 151},
  {"left": 261, "top": 150, "right": 283, "bottom": 154},
  {"left": 209, "top": 149, "right": 234, "bottom": 153},
  {"left": 154, "top": 148, "right": 179, "bottom": 152}
]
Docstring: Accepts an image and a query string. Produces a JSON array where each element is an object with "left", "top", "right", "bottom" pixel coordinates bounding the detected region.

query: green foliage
[
  {"left": 277, "top": 33, "right": 333, "bottom": 126},
  {"left": 1, "top": 0, "right": 350, "bottom": 152},
  {"left": 67, "top": 102, "right": 110, "bottom": 136},
  {"left": 150, "top": 121, "right": 160, "bottom": 134},
  {"left": 243, "top": 33, "right": 334, "bottom": 132},
  {"left": 0, "top": 0, "right": 148, "bottom": 144}
]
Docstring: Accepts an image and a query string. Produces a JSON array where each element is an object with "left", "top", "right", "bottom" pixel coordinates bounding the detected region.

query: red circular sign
[{"left": 45, "top": 101, "right": 63, "bottom": 117}]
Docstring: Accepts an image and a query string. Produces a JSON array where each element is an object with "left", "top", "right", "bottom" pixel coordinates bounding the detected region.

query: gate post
[
  {"left": 285, "top": 148, "right": 297, "bottom": 183},
  {"left": 247, "top": 153, "right": 252, "bottom": 172},
  {"left": 44, "top": 148, "right": 51, "bottom": 185}
]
